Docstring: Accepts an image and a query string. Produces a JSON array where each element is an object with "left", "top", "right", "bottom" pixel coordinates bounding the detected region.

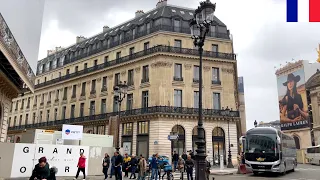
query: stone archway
[
  {"left": 192, "top": 126, "right": 206, "bottom": 153},
  {"left": 171, "top": 125, "right": 185, "bottom": 155},
  {"left": 293, "top": 135, "right": 301, "bottom": 149},
  {"left": 212, "top": 127, "right": 226, "bottom": 165}
]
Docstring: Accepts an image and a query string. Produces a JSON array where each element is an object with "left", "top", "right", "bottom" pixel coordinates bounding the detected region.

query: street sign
[{"left": 168, "top": 134, "right": 179, "bottom": 140}]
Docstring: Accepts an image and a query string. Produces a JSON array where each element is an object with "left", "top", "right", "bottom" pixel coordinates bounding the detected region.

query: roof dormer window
[
  {"left": 171, "top": 9, "right": 176, "bottom": 13},
  {"left": 180, "top": 11, "right": 185, "bottom": 14}
]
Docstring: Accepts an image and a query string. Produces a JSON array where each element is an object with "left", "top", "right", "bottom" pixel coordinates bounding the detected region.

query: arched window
[
  {"left": 293, "top": 135, "right": 300, "bottom": 149},
  {"left": 212, "top": 127, "right": 225, "bottom": 165},
  {"left": 171, "top": 125, "right": 185, "bottom": 155}
]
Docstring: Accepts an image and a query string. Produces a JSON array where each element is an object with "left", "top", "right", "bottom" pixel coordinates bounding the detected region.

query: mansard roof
[{"left": 38, "top": 4, "right": 228, "bottom": 68}]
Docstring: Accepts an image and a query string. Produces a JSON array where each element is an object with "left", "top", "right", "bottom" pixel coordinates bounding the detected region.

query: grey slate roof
[{"left": 38, "top": 4, "right": 228, "bottom": 68}]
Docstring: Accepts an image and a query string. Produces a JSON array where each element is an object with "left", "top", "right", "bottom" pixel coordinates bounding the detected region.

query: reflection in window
[
  {"left": 138, "top": 121, "right": 149, "bottom": 134},
  {"left": 123, "top": 123, "right": 133, "bottom": 135}
]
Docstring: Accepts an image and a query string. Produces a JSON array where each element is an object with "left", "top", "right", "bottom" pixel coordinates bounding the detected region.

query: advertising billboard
[
  {"left": 62, "top": 124, "right": 83, "bottom": 140},
  {"left": 277, "top": 68, "right": 310, "bottom": 130}
]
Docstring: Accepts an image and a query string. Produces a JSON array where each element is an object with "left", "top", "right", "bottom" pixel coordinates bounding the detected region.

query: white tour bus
[
  {"left": 306, "top": 145, "right": 320, "bottom": 165},
  {"left": 244, "top": 127, "right": 297, "bottom": 175}
]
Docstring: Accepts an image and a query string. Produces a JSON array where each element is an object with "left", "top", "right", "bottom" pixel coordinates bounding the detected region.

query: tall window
[
  {"left": 115, "top": 73, "right": 120, "bottom": 86},
  {"left": 66, "top": 69, "right": 70, "bottom": 75},
  {"left": 48, "top": 92, "right": 51, "bottom": 103},
  {"left": 80, "top": 103, "right": 84, "bottom": 117},
  {"left": 90, "top": 101, "right": 95, "bottom": 115},
  {"left": 212, "top": 44, "right": 218, "bottom": 52},
  {"left": 174, "top": 90, "right": 182, "bottom": 107},
  {"left": 102, "top": 76, "right": 107, "bottom": 91},
  {"left": 194, "top": 91, "right": 199, "bottom": 108},
  {"left": 128, "top": 69, "right": 134, "bottom": 86},
  {"left": 144, "top": 42, "right": 149, "bottom": 50},
  {"left": 21, "top": 99, "right": 24, "bottom": 109},
  {"left": 138, "top": 121, "right": 149, "bottom": 134},
  {"left": 39, "top": 111, "right": 43, "bottom": 123},
  {"left": 54, "top": 108, "right": 58, "bottom": 121},
  {"left": 34, "top": 96, "right": 37, "bottom": 105},
  {"left": 19, "top": 115, "right": 22, "bottom": 126},
  {"left": 174, "top": 63, "right": 182, "bottom": 80},
  {"left": 15, "top": 101, "right": 18, "bottom": 110},
  {"left": 116, "top": 51, "right": 121, "bottom": 59},
  {"left": 94, "top": 59, "right": 98, "bottom": 66},
  {"left": 72, "top": 85, "right": 77, "bottom": 98},
  {"left": 174, "top": 19, "right": 180, "bottom": 32},
  {"left": 62, "top": 107, "right": 66, "bottom": 119},
  {"left": 213, "top": 93, "right": 221, "bottom": 109},
  {"left": 46, "top": 110, "right": 50, "bottom": 122},
  {"left": 193, "top": 65, "right": 199, "bottom": 82},
  {"left": 55, "top": 90, "right": 59, "bottom": 100},
  {"left": 129, "top": 47, "right": 135, "bottom": 56},
  {"left": 142, "top": 91, "right": 149, "bottom": 108},
  {"left": 142, "top": 65, "right": 149, "bottom": 83},
  {"left": 104, "top": 56, "right": 108, "bottom": 63},
  {"left": 122, "top": 123, "right": 133, "bottom": 135},
  {"left": 174, "top": 39, "right": 182, "bottom": 48},
  {"left": 81, "top": 82, "right": 86, "bottom": 96},
  {"left": 75, "top": 66, "right": 78, "bottom": 72},
  {"left": 84, "top": 63, "right": 88, "bottom": 69},
  {"left": 113, "top": 97, "right": 119, "bottom": 112},
  {"left": 41, "top": 94, "right": 44, "bottom": 103},
  {"left": 212, "top": 67, "right": 220, "bottom": 83},
  {"left": 63, "top": 87, "right": 68, "bottom": 100},
  {"left": 101, "top": 99, "right": 107, "bottom": 114},
  {"left": 32, "top": 113, "right": 36, "bottom": 124},
  {"left": 127, "top": 94, "right": 133, "bottom": 110},
  {"left": 27, "top": 97, "right": 30, "bottom": 108},
  {"left": 91, "top": 79, "right": 96, "bottom": 93},
  {"left": 14, "top": 116, "right": 17, "bottom": 126},
  {"left": 25, "top": 114, "right": 29, "bottom": 125},
  {"left": 71, "top": 105, "right": 75, "bottom": 118}
]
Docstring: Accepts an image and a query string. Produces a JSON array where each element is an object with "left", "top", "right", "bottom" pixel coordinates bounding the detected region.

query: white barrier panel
[{"left": 11, "top": 143, "right": 89, "bottom": 178}]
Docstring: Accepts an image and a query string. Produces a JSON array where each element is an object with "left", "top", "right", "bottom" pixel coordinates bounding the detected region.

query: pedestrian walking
[
  {"left": 185, "top": 155, "right": 194, "bottom": 180},
  {"left": 114, "top": 151, "right": 123, "bottom": 180},
  {"left": 123, "top": 153, "right": 131, "bottom": 178},
  {"left": 102, "top": 153, "right": 110, "bottom": 180},
  {"left": 172, "top": 151, "right": 179, "bottom": 172},
  {"left": 74, "top": 152, "right": 86, "bottom": 180},
  {"left": 129, "top": 154, "right": 138, "bottom": 179},
  {"left": 151, "top": 154, "right": 159, "bottom": 180},
  {"left": 178, "top": 156, "right": 185, "bottom": 179},
  {"left": 110, "top": 154, "right": 116, "bottom": 178},
  {"left": 138, "top": 156, "right": 147, "bottom": 180},
  {"left": 182, "top": 152, "right": 187, "bottom": 172}
]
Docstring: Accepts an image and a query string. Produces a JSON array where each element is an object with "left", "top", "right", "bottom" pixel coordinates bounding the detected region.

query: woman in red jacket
[{"left": 74, "top": 152, "right": 86, "bottom": 180}]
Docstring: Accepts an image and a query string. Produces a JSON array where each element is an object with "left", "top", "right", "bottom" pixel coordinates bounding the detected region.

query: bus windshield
[{"left": 246, "top": 134, "right": 277, "bottom": 154}]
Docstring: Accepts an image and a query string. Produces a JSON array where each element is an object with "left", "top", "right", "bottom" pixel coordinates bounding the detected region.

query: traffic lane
[{"left": 212, "top": 164, "right": 320, "bottom": 180}]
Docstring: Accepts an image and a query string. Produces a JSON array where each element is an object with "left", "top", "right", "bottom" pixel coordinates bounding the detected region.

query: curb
[{"left": 210, "top": 170, "right": 238, "bottom": 175}]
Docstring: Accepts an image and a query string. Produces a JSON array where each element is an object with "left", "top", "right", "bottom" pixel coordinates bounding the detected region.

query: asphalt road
[{"left": 212, "top": 164, "right": 320, "bottom": 180}]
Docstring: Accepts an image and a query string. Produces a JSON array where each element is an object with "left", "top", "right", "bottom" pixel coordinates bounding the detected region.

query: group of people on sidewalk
[{"left": 171, "top": 151, "right": 196, "bottom": 180}]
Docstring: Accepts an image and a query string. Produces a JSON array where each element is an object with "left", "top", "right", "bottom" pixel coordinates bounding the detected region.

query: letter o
[{"left": 20, "top": 167, "right": 26, "bottom": 173}]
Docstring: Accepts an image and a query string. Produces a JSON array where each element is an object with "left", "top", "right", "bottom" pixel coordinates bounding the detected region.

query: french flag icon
[{"left": 287, "top": 0, "right": 320, "bottom": 22}]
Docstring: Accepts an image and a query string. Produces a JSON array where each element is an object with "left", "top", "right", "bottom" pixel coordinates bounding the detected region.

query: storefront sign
[
  {"left": 62, "top": 124, "right": 83, "bottom": 140},
  {"left": 10, "top": 143, "right": 89, "bottom": 178}
]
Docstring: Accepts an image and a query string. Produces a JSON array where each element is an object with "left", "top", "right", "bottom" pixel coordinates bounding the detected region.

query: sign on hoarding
[
  {"left": 277, "top": 69, "right": 310, "bottom": 130},
  {"left": 10, "top": 143, "right": 89, "bottom": 178},
  {"left": 62, "top": 124, "right": 83, "bottom": 140}
]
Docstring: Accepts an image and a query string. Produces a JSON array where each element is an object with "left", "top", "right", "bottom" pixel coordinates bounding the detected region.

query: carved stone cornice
[
  {"left": 135, "top": 67, "right": 141, "bottom": 73},
  {"left": 221, "top": 68, "right": 234, "bottom": 74},
  {"left": 108, "top": 74, "right": 114, "bottom": 80},
  {"left": 184, "top": 64, "right": 192, "bottom": 70},
  {"left": 121, "top": 71, "right": 126, "bottom": 76},
  {"left": 151, "top": 61, "right": 173, "bottom": 68},
  {"left": 204, "top": 66, "right": 211, "bottom": 71}
]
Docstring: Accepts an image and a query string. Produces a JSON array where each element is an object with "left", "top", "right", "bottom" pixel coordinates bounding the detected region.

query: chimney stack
[
  {"left": 103, "top": 26, "right": 110, "bottom": 32},
  {"left": 135, "top": 10, "right": 144, "bottom": 17},
  {"left": 156, "top": 0, "right": 167, "bottom": 8},
  {"left": 76, "top": 36, "right": 87, "bottom": 43},
  {"left": 55, "top": 46, "right": 63, "bottom": 52}
]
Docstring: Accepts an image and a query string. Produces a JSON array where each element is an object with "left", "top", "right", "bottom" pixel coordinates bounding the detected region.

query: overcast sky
[{"left": 2, "top": 0, "right": 320, "bottom": 130}]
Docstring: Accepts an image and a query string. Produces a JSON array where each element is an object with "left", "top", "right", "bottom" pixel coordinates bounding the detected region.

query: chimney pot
[
  {"left": 76, "top": 36, "right": 86, "bottom": 43},
  {"left": 103, "top": 26, "right": 110, "bottom": 32},
  {"left": 156, "top": 0, "right": 167, "bottom": 8},
  {"left": 135, "top": 10, "right": 144, "bottom": 17}
]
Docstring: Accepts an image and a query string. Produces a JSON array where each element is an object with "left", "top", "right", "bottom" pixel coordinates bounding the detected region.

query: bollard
[{"left": 220, "top": 155, "right": 224, "bottom": 170}]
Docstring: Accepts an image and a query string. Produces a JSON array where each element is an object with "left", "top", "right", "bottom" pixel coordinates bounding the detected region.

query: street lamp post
[
  {"left": 223, "top": 106, "right": 234, "bottom": 168},
  {"left": 189, "top": 1, "right": 216, "bottom": 179},
  {"left": 113, "top": 81, "right": 128, "bottom": 152}
]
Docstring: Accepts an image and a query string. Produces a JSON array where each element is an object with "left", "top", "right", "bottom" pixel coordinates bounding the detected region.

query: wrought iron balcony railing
[
  {"left": 8, "top": 106, "right": 240, "bottom": 131},
  {"left": 35, "top": 45, "right": 236, "bottom": 89}
]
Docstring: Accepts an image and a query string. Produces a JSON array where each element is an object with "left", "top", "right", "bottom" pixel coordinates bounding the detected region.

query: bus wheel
[{"left": 253, "top": 171, "right": 259, "bottom": 175}]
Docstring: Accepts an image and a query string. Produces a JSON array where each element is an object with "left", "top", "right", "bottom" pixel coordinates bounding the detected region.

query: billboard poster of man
[{"left": 277, "top": 69, "right": 309, "bottom": 130}]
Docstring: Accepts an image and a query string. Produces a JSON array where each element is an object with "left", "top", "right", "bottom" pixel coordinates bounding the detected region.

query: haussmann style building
[
  {"left": 7, "top": 0, "right": 244, "bottom": 164},
  {"left": 0, "top": 13, "right": 35, "bottom": 142}
]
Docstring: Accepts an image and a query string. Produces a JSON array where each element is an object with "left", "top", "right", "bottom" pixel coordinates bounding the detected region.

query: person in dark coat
[
  {"left": 185, "top": 155, "right": 194, "bottom": 180},
  {"left": 182, "top": 152, "right": 187, "bottom": 172},
  {"left": 29, "top": 157, "right": 51, "bottom": 180},
  {"left": 110, "top": 154, "right": 116, "bottom": 178},
  {"left": 129, "top": 154, "right": 138, "bottom": 179},
  {"left": 172, "top": 151, "right": 179, "bottom": 172},
  {"left": 102, "top": 153, "right": 110, "bottom": 180},
  {"left": 114, "top": 152, "right": 123, "bottom": 180}
]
